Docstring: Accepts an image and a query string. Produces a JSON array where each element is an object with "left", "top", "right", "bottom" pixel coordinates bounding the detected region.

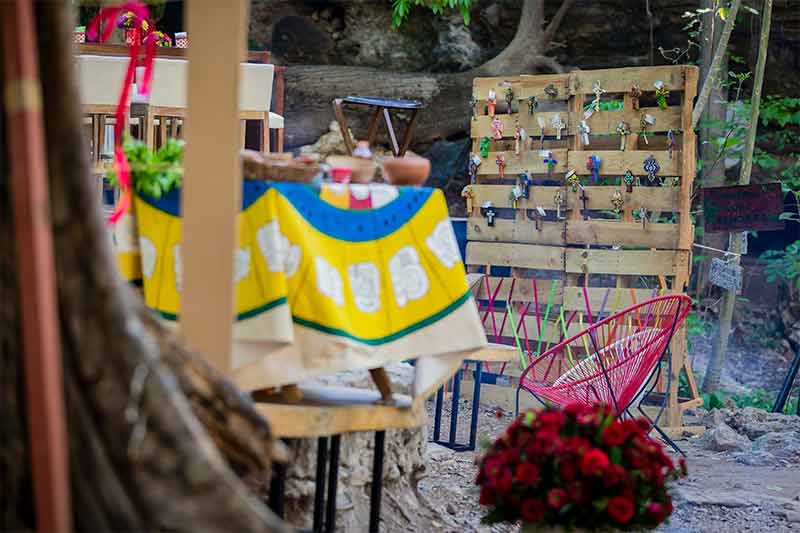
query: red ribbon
[{"left": 87, "top": 2, "right": 156, "bottom": 224}]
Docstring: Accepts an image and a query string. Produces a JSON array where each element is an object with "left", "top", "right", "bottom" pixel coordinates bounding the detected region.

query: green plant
[
  {"left": 391, "top": 0, "right": 472, "bottom": 27},
  {"left": 107, "top": 136, "right": 184, "bottom": 200},
  {"left": 686, "top": 307, "right": 712, "bottom": 352},
  {"left": 762, "top": 240, "right": 800, "bottom": 289},
  {"left": 702, "top": 387, "right": 799, "bottom": 413}
]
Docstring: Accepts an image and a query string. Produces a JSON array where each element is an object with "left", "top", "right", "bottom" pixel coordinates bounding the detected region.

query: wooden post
[
  {"left": 181, "top": 0, "right": 249, "bottom": 372},
  {"left": 704, "top": 0, "right": 773, "bottom": 393}
]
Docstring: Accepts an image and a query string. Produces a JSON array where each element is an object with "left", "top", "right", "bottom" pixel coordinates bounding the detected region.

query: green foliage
[
  {"left": 107, "top": 136, "right": 184, "bottom": 200},
  {"left": 762, "top": 240, "right": 800, "bottom": 289},
  {"left": 391, "top": 0, "right": 471, "bottom": 27},
  {"left": 686, "top": 308, "right": 712, "bottom": 352},
  {"left": 703, "top": 388, "right": 799, "bottom": 413}
]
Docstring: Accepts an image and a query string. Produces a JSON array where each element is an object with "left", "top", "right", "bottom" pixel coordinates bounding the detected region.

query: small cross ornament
[
  {"left": 481, "top": 202, "right": 497, "bottom": 227},
  {"left": 667, "top": 129, "right": 676, "bottom": 159},
  {"left": 591, "top": 80, "right": 605, "bottom": 112},
  {"left": 635, "top": 206, "right": 648, "bottom": 230},
  {"left": 496, "top": 154, "right": 506, "bottom": 178},
  {"left": 643, "top": 154, "right": 660, "bottom": 183},
  {"left": 487, "top": 89, "right": 497, "bottom": 118},
  {"left": 504, "top": 87, "right": 515, "bottom": 114},
  {"left": 554, "top": 190, "right": 565, "bottom": 219},
  {"left": 623, "top": 169, "right": 637, "bottom": 193},
  {"left": 611, "top": 190, "right": 624, "bottom": 214},
  {"left": 480, "top": 137, "right": 491, "bottom": 158},
  {"left": 469, "top": 154, "right": 482, "bottom": 183},
  {"left": 461, "top": 185, "right": 475, "bottom": 213},
  {"left": 491, "top": 116, "right": 504, "bottom": 140},
  {"left": 527, "top": 96, "right": 539, "bottom": 115},
  {"left": 537, "top": 116, "right": 546, "bottom": 150},
  {"left": 579, "top": 187, "right": 590, "bottom": 220},
  {"left": 630, "top": 84, "right": 642, "bottom": 110},
  {"left": 565, "top": 169, "right": 581, "bottom": 193},
  {"left": 654, "top": 80, "right": 669, "bottom": 110},
  {"left": 544, "top": 83, "right": 559, "bottom": 98},
  {"left": 519, "top": 171, "right": 533, "bottom": 199},
  {"left": 551, "top": 113, "right": 566, "bottom": 140},
  {"left": 640, "top": 114, "right": 656, "bottom": 145},
  {"left": 587, "top": 154, "right": 601, "bottom": 183},
  {"left": 543, "top": 152, "right": 558, "bottom": 178},
  {"left": 616, "top": 120, "right": 632, "bottom": 151},
  {"left": 578, "top": 120, "right": 591, "bottom": 146}
]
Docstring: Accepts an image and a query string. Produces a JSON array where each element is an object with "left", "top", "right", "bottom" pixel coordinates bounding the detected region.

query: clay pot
[
  {"left": 381, "top": 156, "right": 430, "bottom": 186},
  {"left": 325, "top": 155, "right": 377, "bottom": 184}
]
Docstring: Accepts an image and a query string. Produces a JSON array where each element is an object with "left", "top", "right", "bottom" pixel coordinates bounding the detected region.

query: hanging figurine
[
  {"left": 616, "top": 120, "right": 632, "bottom": 151},
  {"left": 643, "top": 154, "right": 660, "bottom": 183},
  {"left": 591, "top": 80, "right": 605, "bottom": 112},
  {"left": 496, "top": 154, "right": 506, "bottom": 178},
  {"left": 519, "top": 171, "right": 533, "bottom": 199},
  {"left": 623, "top": 169, "right": 637, "bottom": 193},
  {"left": 468, "top": 153, "right": 482, "bottom": 183},
  {"left": 667, "top": 129, "right": 676, "bottom": 160},
  {"left": 487, "top": 89, "right": 497, "bottom": 118},
  {"left": 479, "top": 136, "right": 491, "bottom": 158},
  {"left": 551, "top": 113, "right": 566, "bottom": 141},
  {"left": 639, "top": 113, "right": 656, "bottom": 145},
  {"left": 587, "top": 154, "right": 601, "bottom": 183},
  {"left": 514, "top": 122, "right": 526, "bottom": 155},
  {"left": 544, "top": 83, "right": 559, "bottom": 98},
  {"left": 554, "top": 189, "right": 565, "bottom": 219},
  {"left": 491, "top": 116, "right": 504, "bottom": 140},
  {"left": 578, "top": 120, "right": 591, "bottom": 146},
  {"left": 537, "top": 116, "right": 546, "bottom": 150},
  {"left": 481, "top": 201, "right": 497, "bottom": 227},
  {"left": 635, "top": 205, "right": 649, "bottom": 230},
  {"left": 565, "top": 169, "right": 581, "bottom": 193},
  {"left": 629, "top": 83, "right": 642, "bottom": 110},
  {"left": 461, "top": 185, "right": 475, "bottom": 213},
  {"left": 543, "top": 152, "right": 558, "bottom": 178},
  {"left": 654, "top": 80, "right": 669, "bottom": 110},
  {"left": 527, "top": 95, "right": 539, "bottom": 116},
  {"left": 509, "top": 185, "right": 523, "bottom": 208},
  {"left": 611, "top": 190, "right": 624, "bottom": 214},
  {"left": 504, "top": 86, "right": 515, "bottom": 114}
]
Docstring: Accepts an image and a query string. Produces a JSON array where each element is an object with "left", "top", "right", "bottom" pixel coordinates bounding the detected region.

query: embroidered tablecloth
[{"left": 116, "top": 181, "right": 486, "bottom": 391}]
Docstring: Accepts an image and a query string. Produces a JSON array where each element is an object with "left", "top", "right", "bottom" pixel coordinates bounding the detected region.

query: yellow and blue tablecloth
[{"left": 116, "top": 181, "right": 486, "bottom": 391}]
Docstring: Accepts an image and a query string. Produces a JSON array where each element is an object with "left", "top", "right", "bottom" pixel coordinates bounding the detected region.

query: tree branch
[{"left": 541, "top": 0, "right": 577, "bottom": 49}]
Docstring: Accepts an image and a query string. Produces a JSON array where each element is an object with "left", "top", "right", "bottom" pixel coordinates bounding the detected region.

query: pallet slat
[
  {"left": 473, "top": 184, "right": 680, "bottom": 212},
  {"left": 477, "top": 149, "right": 568, "bottom": 176},
  {"left": 567, "top": 150, "right": 680, "bottom": 176},
  {"left": 467, "top": 217, "right": 566, "bottom": 246},
  {"left": 566, "top": 220, "right": 680, "bottom": 249},
  {"left": 467, "top": 242, "right": 564, "bottom": 270},
  {"left": 564, "top": 249, "right": 690, "bottom": 276},
  {"left": 571, "top": 65, "right": 686, "bottom": 94}
]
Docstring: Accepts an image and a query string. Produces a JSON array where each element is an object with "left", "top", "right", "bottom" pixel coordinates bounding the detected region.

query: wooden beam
[
  {"left": 466, "top": 242, "right": 564, "bottom": 271},
  {"left": 181, "top": 0, "right": 249, "bottom": 372}
]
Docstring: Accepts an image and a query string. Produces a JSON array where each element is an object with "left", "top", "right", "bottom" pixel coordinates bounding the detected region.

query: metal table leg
[{"left": 369, "top": 431, "right": 386, "bottom": 533}]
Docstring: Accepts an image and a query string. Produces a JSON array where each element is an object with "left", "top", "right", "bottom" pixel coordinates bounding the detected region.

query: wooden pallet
[{"left": 465, "top": 66, "right": 702, "bottom": 433}]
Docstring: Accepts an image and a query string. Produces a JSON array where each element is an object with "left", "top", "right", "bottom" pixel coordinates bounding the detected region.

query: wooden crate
[{"left": 465, "top": 66, "right": 702, "bottom": 434}]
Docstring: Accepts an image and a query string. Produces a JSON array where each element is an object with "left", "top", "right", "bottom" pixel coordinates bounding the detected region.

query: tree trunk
[
  {"left": 284, "top": 0, "right": 575, "bottom": 148},
  {"left": 1, "top": 3, "right": 285, "bottom": 531}
]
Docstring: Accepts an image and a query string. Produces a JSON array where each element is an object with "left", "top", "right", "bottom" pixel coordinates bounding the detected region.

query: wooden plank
[
  {"left": 473, "top": 74, "right": 570, "bottom": 101},
  {"left": 678, "top": 65, "right": 699, "bottom": 250},
  {"left": 570, "top": 65, "right": 687, "bottom": 94},
  {"left": 582, "top": 106, "right": 682, "bottom": 136},
  {"left": 564, "top": 185, "right": 679, "bottom": 212},
  {"left": 567, "top": 150, "right": 680, "bottom": 176},
  {"left": 561, "top": 286, "right": 666, "bottom": 313},
  {"left": 471, "top": 111, "right": 571, "bottom": 139},
  {"left": 565, "top": 249, "right": 690, "bottom": 277},
  {"left": 478, "top": 149, "right": 568, "bottom": 176},
  {"left": 467, "top": 217, "right": 566, "bottom": 246},
  {"left": 466, "top": 242, "right": 564, "bottom": 270},
  {"left": 566, "top": 220, "right": 680, "bottom": 249},
  {"left": 474, "top": 277, "right": 564, "bottom": 304}
]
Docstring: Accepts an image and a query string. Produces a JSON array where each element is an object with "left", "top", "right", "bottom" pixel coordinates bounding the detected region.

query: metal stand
[
  {"left": 369, "top": 431, "right": 386, "bottom": 533},
  {"left": 431, "top": 361, "right": 483, "bottom": 451},
  {"left": 773, "top": 342, "right": 800, "bottom": 415}
]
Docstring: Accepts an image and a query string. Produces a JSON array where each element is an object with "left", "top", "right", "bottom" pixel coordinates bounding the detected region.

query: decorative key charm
[
  {"left": 554, "top": 190, "right": 565, "bottom": 219},
  {"left": 519, "top": 171, "right": 533, "bottom": 199},
  {"left": 630, "top": 83, "right": 642, "bottom": 110},
  {"left": 505, "top": 87, "right": 515, "bottom": 114},
  {"left": 611, "top": 190, "right": 624, "bottom": 214},
  {"left": 469, "top": 154, "right": 482, "bottom": 183},
  {"left": 543, "top": 152, "right": 558, "bottom": 178},
  {"left": 537, "top": 116, "right": 546, "bottom": 150},
  {"left": 643, "top": 154, "right": 660, "bottom": 183},
  {"left": 667, "top": 129, "right": 676, "bottom": 160},
  {"left": 654, "top": 80, "right": 669, "bottom": 110},
  {"left": 491, "top": 116, "right": 504, "bottom": 140},
  {"left": 635, "top": 205, "right": 648, "bottom": 229},
  {"left": 481, "top": 201, "right": 497, "bottom": 227},
  {"left": 544, "top": 83, "right": 559, "bottom": 98},
  {"left": 480, "top": 136, "right": 491, "bottom": 158},
  {"left": 461, "top": 185, "right": 475, "bottom": 213},
  {"left": 527, "top": 96, "right": 539, "bottom": 116},
  {"left": 616, "top": 120, "right": 632, "bottom": 151},
  {"left": 640, "top": 113, "right": 656, "bottom": 145},
  {"left": 514, "top": 123, "right": 527, "bottom": 155},
  {"left": 551, "top": 113, "right": 566, "bottom": 140},
  {"left": 487, "top": 89, "right": 497, "bottom": 118},
  {"left": 529, "top": 207, "right": 546, "bottom": 231},
  {"left": 623, "top": 169, "right": 636, "bottom": 193},
  {"left": 509, "top": 185, "right": 523, "bottom": 208},
  {"left": 578, "top": 120, "right": 591, "bottom": 146},
  {"left": 587, "top": 154, "right": 601, "bottom": 183},
  {"left": 565, "top": 169, "right": 581, "bottom": 193},
  {"left": 496, "top": 154, "right": 506, "bottom": 178},
  {"left": 591, "top": 80, "right": 605, "bottom": 112}
]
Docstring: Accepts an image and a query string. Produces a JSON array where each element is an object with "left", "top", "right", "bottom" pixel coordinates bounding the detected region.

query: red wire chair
[{"left": 517, "top": 294, "right": 691, "bottom": 449}]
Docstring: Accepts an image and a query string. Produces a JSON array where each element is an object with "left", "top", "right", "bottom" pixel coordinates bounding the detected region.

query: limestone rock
[
  {"left": 696, "top": 422, "right": 751, "bottom": 453},
  {"left": 725, "top": 407, "right": 800, "bottom": 440},
  {"left": 753, "top": 431, "right": 800, "bottom": 462}
]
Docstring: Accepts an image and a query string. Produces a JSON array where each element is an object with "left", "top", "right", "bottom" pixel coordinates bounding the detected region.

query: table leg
[
  {"left": 332, "top": 99, "right": 355, "bottom": 155},
  {"left": 448, "top": 369, "right": 462, "bottom": 447},
  {"left": 366, "top": 107, "right": 382, "bottom": 146},
  {"left": 382, "top": 108, "right": 399, "bottom": 156},
  {"left": 369, "top": 431, "right": 385, "bottom": 533},
  {"left": 468, "top": 362, "right": 483, "bottom": 451},
  {"left": 313, "top": 437, "right": 329, "bottom": 532},
  {"left": 432, "top": 386, "right": 444, "bottom": 442},
  {"left": 158, "top": 115, "right": 167, "bottom": 149},
  {"left": 399, "top": 108, "right": 420, "bottom": 157},
  {"left": 324, "top": 435, "right": 341, "bottom": 533}
]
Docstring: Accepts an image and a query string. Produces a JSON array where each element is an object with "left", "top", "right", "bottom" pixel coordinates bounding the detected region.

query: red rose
[
  {"left": 495, "top": 468, "right": 513, "bottom": 494},
  {"left": 559, "top": 459, "right": 577, "bottom": 482},
  {"left": 520, "top": 498, "right": 546, "bottom": 523},
  {"left": 564, "top": 402, "right": 590, "bottom": 418},
  {"left": 538, "top": 410, "right": 566, "bottom": 429},
  {"left": 516, "top": 463, "right": 540, "bottom": 486},
  {"left": 533, "top": 428, "right": 561, "bottom": 454},
  {"left": 607, "top": 496, "right": 635, "bottom": 524},
  {"left": 502, "top": 448, "right": 521, "bottom": 465},
  {"left": 479, "top": 486, "right": 495, "bottom": 506},
  {"left": 546, "top": 488, "right": 569, "bottom": 511},
  {"left": 646, "top": 502, "right": 667, "bottom": 522},
  {"left": 579, "top": 448, "right": 610, "bottom": 476},
  {"left": 567, "top": 481, "right": 588, "bottom": 504},
  {"left": 562, "top": 436, "right": 591, "bottom": 456},
  {"left": 603, "top": 464, "right": 628, "bottom": 488},
  {"left": 602, "top": 420, "right": 628, "bottom": 446}
]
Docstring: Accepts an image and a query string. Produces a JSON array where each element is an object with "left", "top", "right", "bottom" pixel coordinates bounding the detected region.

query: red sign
[{"left": 702, "top": 183, "right": 784, "bottom": 233}]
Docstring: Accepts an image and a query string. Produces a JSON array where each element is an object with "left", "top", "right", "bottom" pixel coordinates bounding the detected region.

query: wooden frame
[{"left": 467, "top": 66, "right": 702, "bottom": 434}]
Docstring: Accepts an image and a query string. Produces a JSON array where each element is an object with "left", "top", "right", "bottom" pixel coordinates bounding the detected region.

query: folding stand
[{"left": 430, "top": 361, "right": 483, "bottom": 452}]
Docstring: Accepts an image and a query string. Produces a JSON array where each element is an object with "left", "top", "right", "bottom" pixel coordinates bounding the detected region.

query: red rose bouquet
[{"left": 475, "top": 403, "right": 686, "bottom": 531}]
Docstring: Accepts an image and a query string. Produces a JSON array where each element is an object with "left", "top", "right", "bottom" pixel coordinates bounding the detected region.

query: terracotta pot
[
  {"left": 326, "top": 155, "right": 377, "bottom": 184},
  {"left": 381, "top": 156, "right": 430, "bottom": 186}
]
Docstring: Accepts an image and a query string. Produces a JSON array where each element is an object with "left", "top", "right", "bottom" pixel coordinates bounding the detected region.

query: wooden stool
[{"left": 332, "top": 96, "right": 423, "bottom": 157}]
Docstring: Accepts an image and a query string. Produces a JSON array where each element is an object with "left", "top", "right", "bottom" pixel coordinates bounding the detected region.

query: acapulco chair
[{"left": 516, "top": 294, "right": 692, "bottom": 452}]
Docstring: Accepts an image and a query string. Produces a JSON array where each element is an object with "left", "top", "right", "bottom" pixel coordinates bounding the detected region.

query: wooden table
[{"left": 333, "top": 96, "right": 423, "bottom": 157}]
